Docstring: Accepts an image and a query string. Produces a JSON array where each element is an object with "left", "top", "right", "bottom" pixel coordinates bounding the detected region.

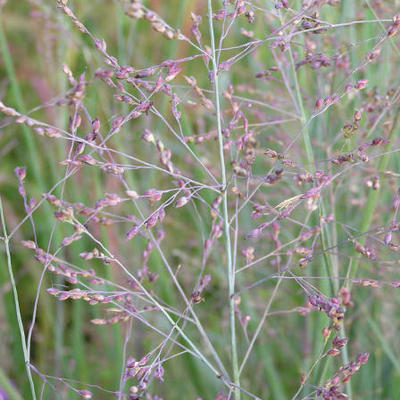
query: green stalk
[
  {"left": 0, "top": 229, "right": 26, "bottom": 392},
  {"left": 92, "top": 169, "right": 124, "bottom": 386},
  {"left": 286, "top": 40, "right": 353, "bottom": 396},
  {"left": 0, "top": 12, "right": 44, "bottom": 190},
  {"left": 0, "top": 7, "right": 61, "bottom": 380},
  {"left": 0, "top": 367, "right": 23, "bottom": 400},
  {"left": 0, "top": 198, "right": 36, "bottom": 400},
  {"left": 348, "top": 107, "right": 400, "bottom": 284},
  {"left": 207, "top": 1, "right": 240, "bottom": 398},
  {"left": 367, "top": 316, "right": 400, "bottom": 375},
  {"left": 53, "top": 11, "right": 71, "bottom": 382},
  {"left": 339, "top": 0, "right": 356, "bottom": 68},
  {"left": 318, "top": 202, "right": 351, "bottom": 397}
]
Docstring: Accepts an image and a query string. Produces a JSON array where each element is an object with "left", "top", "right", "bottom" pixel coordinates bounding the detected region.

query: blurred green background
[{"left": 1, "top": 1, "right": 400, "bottom": 399}]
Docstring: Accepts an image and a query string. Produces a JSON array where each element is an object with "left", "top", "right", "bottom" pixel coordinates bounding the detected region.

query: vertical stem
[
  {"left": 348, "top": 107, "right": 400, "bottom": 285},
  {"left": 0, "top": 7, "right": 63, "bottom": 381},
  {"left": 0, "top": 12, "right": 43, "bottom": 189},
  {"left": 0, "top": 198, "right": 37, "bottom": 400},
  {"left": 287, "top": 48, "right": 314, "bottom": 169},
  {"left": 207, "top": 1, "right": 240, "bottom": 398},
  {"left": 286, "top": 39, "right": 353, "bottom": 397},
  {"left": 0, "top": 367, "right": 23, "bottom": 400}
]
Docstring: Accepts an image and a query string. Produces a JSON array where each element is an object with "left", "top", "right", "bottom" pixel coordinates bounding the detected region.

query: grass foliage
[{"left": 1, "top": 0, "right": 400, "bottom": 399}]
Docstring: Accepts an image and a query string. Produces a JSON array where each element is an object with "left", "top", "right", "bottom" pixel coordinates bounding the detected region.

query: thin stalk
[
  {"left": 0, "top": 367, "right": 23, "bottom": 400},
  {"left": 339, "top": 0, "right": 356, "bottom": 68},
  {"left": 0, "top": 229, "right": 25, "bottom": 392},
  {"left": 83, "top": 227, "right": 222, "bottom": 379},
  {"left": 91, "top": 171, "right": 124, "bottom": 386},
  {"left": 207, "top": 1, "right": 240, "bottom": 398},
  {"left": 366, "top": 316, "right": 400, "bottom": 375},
  {"left": 318, "top": 202, "right": 351, "bottom": 396},
  {"left": 0, "top": 12, "right": 44, "bottom": 189},
  {"left": 0, "top": 7, "right": 61, "bottom": 380},
  {"left": 0, "top": 198, "right": 36, "bottom": 400},
  {"left": 286, "top": 38, "right": 353, "bottom": 396},
  {"left": 53, "top": 11, "right": 71, "bottom": 382},
  {"left": 348, "top": 107, "right": 400, "bottom": 285},
  {"left": 286, "top": 43, "right": 321, "bottom": 392},
  {"left": 287, "top": 48, "right": 314, "bottom": 169}
]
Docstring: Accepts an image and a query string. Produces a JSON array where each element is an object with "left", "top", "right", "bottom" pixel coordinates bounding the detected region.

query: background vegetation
[{"left": 1, "top": 0, "right": 400, "bottom": 399}]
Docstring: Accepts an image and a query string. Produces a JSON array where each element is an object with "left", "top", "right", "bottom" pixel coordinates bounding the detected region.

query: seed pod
[
  {"left": 353, "top": 109, "right": 362, "bottom": 121},
  {"left": 327, "top": 348, "right": 341, "bottom": 357},
  {"left": 315, "top": 97, "right": 324, "bottom": 109},
  {"left": 78, "top": 390, "right": 92, "bottom": 399},
  {"left": 175, "top": 196, "right": 189, "bottom": 208}
]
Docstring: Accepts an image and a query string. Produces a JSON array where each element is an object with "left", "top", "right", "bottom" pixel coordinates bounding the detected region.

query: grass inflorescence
[{"left": 1, "top": 0, "right": 400, "bottom": 399}]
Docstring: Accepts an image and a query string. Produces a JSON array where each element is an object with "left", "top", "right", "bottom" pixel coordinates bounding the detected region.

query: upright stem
[
  {"left": 0, "top": 198, "right": 37, "bottom": 400},
  {"left": 286, "top": 41, "right": 353, "bottom": 397},
  {"left": 207, "top": 1, "right": 240, "bottom": 398},
  {"left": 348, "top": 107, "right": 400, "bottom": 285}
]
